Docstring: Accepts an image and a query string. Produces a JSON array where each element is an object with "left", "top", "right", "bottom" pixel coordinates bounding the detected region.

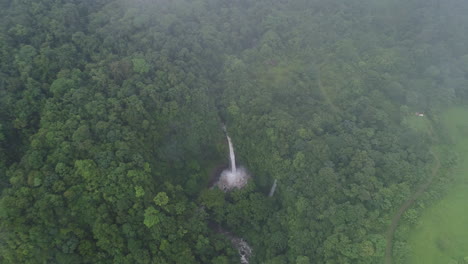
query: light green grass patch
[
  {"left": 402, "top": 114, "right": 432, "bottom": 135},
  {"left": 406, "top": 107, "right": 468, "bottom": 264}
]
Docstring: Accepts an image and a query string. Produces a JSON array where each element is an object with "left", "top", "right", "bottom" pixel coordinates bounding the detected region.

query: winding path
[
  {"left": 384, "top": 123, "right": 440, "bottom": 264},
  {"left": 318, "top": 75, "right": 340, "bottom": 114}
]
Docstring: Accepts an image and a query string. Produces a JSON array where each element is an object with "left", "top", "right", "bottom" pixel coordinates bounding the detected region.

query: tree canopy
[{"left": 1, "top": 0, "right": 468, "bottom": 263}]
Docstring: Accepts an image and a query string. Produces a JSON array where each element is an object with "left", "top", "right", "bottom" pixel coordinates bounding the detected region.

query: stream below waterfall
[{"left": 207, "top": 127, "right": 253, "bottom": 263}]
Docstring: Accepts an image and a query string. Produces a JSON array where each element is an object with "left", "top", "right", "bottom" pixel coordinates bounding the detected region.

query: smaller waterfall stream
[{"left": 268, "top": 179, "right": 277, "bottom": 197}]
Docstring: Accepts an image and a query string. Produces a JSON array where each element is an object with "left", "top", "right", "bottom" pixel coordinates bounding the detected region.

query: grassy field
[
  {"left": 406, "top": 107, "right": 468, "bottom": 264},
  {"left": 402, "top": 114, "right": 432, "bottom": 135}
]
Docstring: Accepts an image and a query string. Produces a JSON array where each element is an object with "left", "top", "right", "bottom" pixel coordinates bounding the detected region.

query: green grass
[
  {"left": 406, "top": 107, "right": 468, "bottom": 264},
  {"left": 402, "top": 114, "right": 432, "bottom": 135}
]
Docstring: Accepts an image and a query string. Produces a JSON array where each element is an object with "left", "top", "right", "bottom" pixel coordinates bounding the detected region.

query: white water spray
[
  {"left": 217, "top": 127, "right": 250, "bottom": 191},
  {"left": 213, "top": 126, "right": 253, "bottom": 263}
]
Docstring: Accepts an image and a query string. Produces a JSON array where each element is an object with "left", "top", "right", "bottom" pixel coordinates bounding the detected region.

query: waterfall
[
  {"left": 217, "top": 126, "right": 250, "bottom": 191},
  {"left": 227, "top": 135, "right": 237, "bottom": 174},
  {"left": 211, "top": 125, "right": 252, "bottom": 264},
  {"left": 268, "top": 179, "right": 277, "bottom": 197}
]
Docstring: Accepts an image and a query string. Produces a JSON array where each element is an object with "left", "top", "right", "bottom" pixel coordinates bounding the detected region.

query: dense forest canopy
[{"left": 1, "top": 0, "right": 468, "bottom": 263}]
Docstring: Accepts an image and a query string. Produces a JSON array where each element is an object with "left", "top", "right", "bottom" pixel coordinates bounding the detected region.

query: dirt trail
[
  {"left": 318, "top": 76, "right": 340, "bottom": 114},
  {"left": 384, "top": 122, "right": 440, "bottom": 264}
]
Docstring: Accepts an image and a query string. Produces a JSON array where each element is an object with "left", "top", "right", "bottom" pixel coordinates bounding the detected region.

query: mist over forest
[{"left": 1, "top": 0, "right": 468, "bottom": 263}]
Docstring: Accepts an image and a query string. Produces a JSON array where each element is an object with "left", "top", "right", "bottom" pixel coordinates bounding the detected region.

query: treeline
[{"left": 1, "top": 0, "right": 468, "bottom": 263}]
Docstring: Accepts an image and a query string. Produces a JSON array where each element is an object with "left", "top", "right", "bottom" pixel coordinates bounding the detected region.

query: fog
[{"left": 1, "top": 0, "right": 468, "bottom": 263}]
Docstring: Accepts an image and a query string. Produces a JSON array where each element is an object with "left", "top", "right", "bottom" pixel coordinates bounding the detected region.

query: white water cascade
[
  {"left": 268, "top": 179, "right": 277, "bottom": 197},
  {"left": 217, "top": 127, "right": 250, "bottom": 191},
  {"left": 212, "top": 126, "right": 252, "bottom": 264},
  {"left": 227, "top": 135, "right": 237, "bottom": 174}
]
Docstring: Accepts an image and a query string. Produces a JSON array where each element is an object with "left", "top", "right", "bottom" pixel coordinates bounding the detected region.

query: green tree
[{"left": 143, "top": 206, "right": 161, "bottom": 228}]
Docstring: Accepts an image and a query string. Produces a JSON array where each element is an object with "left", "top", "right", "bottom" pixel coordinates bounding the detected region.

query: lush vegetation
[
  {"left": 1, "top": 0, "right": 468, "bottom": 263},
  {"left": 402, "top": 107, "right": 468, "bottom": 264}
]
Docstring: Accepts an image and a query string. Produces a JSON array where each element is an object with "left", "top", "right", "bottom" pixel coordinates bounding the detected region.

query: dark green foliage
[{"left": 0, "top": 0, "right": 467, "bottom": 263}]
